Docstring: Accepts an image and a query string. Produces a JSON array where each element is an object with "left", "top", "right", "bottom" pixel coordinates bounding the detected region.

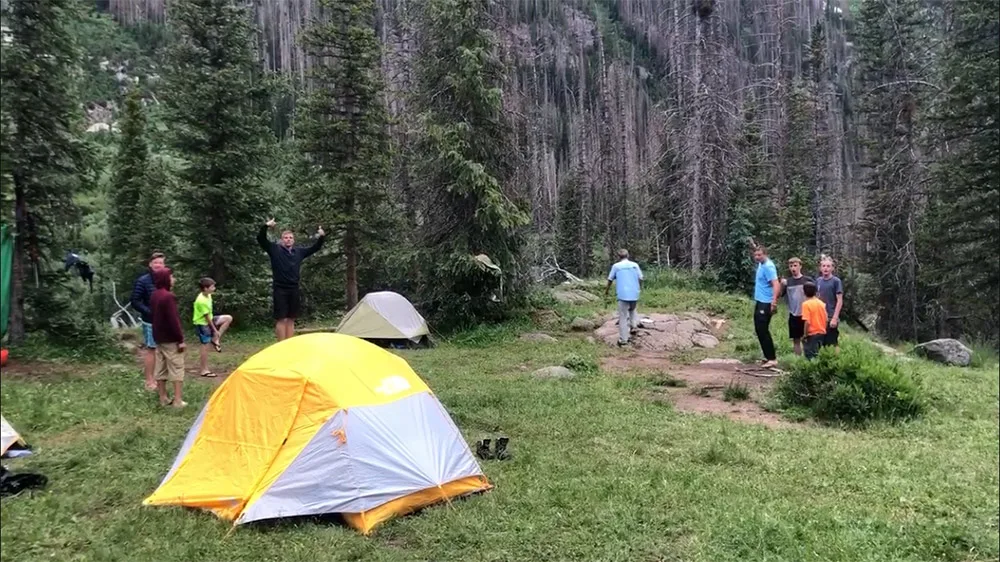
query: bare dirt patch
[
  {"left": 602, "top": 352, "right": 794, "bottom": 428},
  {"left": 0, "top": 359, "right": 97, "bottom": 382}
]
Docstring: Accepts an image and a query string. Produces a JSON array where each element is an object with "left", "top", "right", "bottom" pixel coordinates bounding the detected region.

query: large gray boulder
[
  {"left": 570, "top": 317, "right": 596, "bottom": 331},
  {"left": 912, "top": 338, "right": 973, "bottom": 367}
]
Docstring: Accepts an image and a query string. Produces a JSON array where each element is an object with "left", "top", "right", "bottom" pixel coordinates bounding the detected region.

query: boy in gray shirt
[{"left": 780, "top": 257, "right": 814, "bottom": 356}]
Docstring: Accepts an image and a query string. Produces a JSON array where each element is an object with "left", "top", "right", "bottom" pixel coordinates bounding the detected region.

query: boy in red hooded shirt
[{"left": 150, "top": 267, "right": 186, "bottom": 407}]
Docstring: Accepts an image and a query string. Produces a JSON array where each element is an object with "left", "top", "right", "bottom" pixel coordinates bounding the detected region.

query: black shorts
[
  {"left": 788, "top": 315, "right": 805, "bottom": 340},
  {"left": 273, "top": 286, "right": 300, "bottom": 320},
  {"left": 823, "top": 324, "right": 840, "bottom": 346}
]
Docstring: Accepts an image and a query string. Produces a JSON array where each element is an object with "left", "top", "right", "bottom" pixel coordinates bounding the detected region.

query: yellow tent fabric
[{"left": 143, "top": 333, "right": 490, "bottom": 534}]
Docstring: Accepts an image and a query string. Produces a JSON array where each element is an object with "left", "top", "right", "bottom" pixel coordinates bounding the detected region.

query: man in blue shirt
[
  {"left": 605, "top": 249, "right": 644, "bottom": 346},
  {"left": 752, "top": 245, "right": 781, "bottom": 367}
]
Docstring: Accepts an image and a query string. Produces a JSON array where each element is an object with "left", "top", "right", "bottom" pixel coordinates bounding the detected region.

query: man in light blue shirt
[
  {"left": 752, "top": 245, "right": 781, "bottom": 367},
  {"left": 605, "top": 249, "right": 644, "bottom": 346}
]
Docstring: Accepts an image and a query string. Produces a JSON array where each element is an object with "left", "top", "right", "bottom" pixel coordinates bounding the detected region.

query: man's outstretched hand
[
  {"left": 265, "top": 218, "right": 277, "bottom": 228},
  {"left": 317, "top": 226, "right": 325, "bottom": 237}
]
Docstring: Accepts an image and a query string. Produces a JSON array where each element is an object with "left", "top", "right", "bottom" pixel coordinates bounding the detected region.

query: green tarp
[{"left": 1, "top": 225, "right": 12, "bottom": 339}]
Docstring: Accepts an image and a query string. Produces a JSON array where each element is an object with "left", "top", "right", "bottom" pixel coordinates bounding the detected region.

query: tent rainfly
[
  {"left": 143, "top": 333, "right": 489, "bottom": 534},
  {"left": 336, "top": 291, "right": 430, "bottom": 343}
]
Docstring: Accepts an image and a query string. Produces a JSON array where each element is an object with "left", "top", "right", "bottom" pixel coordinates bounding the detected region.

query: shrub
[
  {"left": 562, "top": 353, "right": 598, "bottom": 375},
  {"left": 776, "top": 344, "right": 924, "bottom": 425},
  {"left": 723, "top": 380, "right": 751, "bottom": 402}
]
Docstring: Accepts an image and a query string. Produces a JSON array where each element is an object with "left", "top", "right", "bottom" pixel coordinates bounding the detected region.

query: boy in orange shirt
[{"left": 800, "top": 282, "right": 828, "bottom": 360}]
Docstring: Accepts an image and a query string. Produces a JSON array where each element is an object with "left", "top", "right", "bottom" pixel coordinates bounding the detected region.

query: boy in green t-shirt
[{"left": 193, "top": 277, "right": 233, "bottom": 377}]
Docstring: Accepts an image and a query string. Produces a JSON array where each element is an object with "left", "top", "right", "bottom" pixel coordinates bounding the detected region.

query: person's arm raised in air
[
  {"left": 301, "top": 226, "right": 326, "bottom": 259},
  {"left": 258, "top": 218, "right": 277, "bottom": 253}
]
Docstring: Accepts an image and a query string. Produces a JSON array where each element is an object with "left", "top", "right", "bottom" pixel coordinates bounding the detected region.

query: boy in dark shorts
[
  {"left": 817, "top": 255, "right": 844, "bottom": 351},
  {"left": 193, "top": 277, "right": 233, "bottom": 377},
  {"left": 780, "top": 257, "right": 814, "bottom": 356},
  {"left": 257, "top": 218, "right": 325, "bottom": 341}
]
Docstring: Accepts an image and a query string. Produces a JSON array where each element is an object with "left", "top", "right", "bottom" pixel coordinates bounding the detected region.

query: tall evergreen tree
[
  {"left": 855, "top": 0, "right": 930, "bottom": 341},
  {"left": 296, "top": 0, "right": 390, "bottom": 310},
  {"left": 779, "top": 78, "right": 819, "bottom": 261},
  {"left": 0, "top": 0, "right": 85, "bottom": 344},
  {"left": 162, "top": 0, "right": 274, "bottom": 287},
  {"left": 556, "top": 173, "right": 588, "bottom": 276},
  {"left": 924, "top": 0, "right": 1000, "bottom": 342},
  {"left": 719, "top": 102, "right": 770, "bottom": 294},
  {"left": 108, "top": 88, "right": 148, "bottom": 278},
  {"left": 412, "top": 0, "right": 529, "bottom": 328}
]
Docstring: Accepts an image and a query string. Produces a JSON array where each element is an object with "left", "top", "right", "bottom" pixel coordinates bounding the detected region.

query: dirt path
[{"left": 602, "top": 351, "right": 795, "bottom": 428}]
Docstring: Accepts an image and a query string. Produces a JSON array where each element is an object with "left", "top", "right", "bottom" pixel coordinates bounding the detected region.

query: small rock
[
  {"left": 699, "top": 358, "right": 741, "bottom": 365},
  {"left": 912, "top": 338, "right": 973, "bottom": 367},
  {"left": 520, "top": 332, "right": 558, "bottom": 343},
  {"left": 585, "top": 336, "right": 596, "bottom": 344},
  {"left": 691, "top": 333, "right": 720, "bottom": 349},
  {"left": 532, "top": 366, "right": 576, "bottom": 379},
  {"left": 711, "top": 319, "right": 726, "bottom": 330},
  {"left": 570, "top": 317, "right": 596, "bottom": 331}
]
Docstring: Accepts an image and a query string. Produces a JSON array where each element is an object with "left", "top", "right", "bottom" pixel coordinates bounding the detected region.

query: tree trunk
[
  {"left": 9, "top": 175, "right": 28, "bottom": 345},
  {"left": 344, "top": 220, "right": 359, "bottom": 310}
]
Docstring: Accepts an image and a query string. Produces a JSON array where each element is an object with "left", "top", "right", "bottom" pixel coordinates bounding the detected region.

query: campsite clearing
[{"left": 1, "top": 280, "right": 998, "bottom": 562}]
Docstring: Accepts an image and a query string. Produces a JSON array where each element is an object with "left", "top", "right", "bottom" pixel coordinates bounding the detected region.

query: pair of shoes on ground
[{"left": 475, "top": 437, "right": 511, "bottom": 461}]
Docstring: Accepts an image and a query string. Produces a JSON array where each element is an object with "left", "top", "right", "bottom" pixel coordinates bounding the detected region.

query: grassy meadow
[{"left": 1, "top": 274, "right": 997, "bottom": 562}]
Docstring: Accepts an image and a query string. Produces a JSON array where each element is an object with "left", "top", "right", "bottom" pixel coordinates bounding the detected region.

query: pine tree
[
  {"left": 556, "top": 173, "right": 588, "bottom": 276},
  {"left": 161, "top": 0, "right": 274, "bottom": 287},
  {"left": 779, "top": 78, "right": 818, "bottom": 261},
  {"left": 108, "top": 88, "right": 148, "bottom": 279},
  {"left": 855, "top": 0, "right": 930, "bottom": 340},
  {"left": 719, "top": 102, "right": 770, "bottom": 294},
  {"left": 296, "top": 0, "right": 390, "bottom": 310},
  {"left": 412, "top": 0, "right": 529, "bottom": 328},
  {"left": 924, "top": 0, "right": 1000, "bottom": 342},
  {"left": 0, "top": 0, "right": 85, "bottom": 344}
]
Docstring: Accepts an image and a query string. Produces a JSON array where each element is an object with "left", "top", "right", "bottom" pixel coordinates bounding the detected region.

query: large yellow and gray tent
[
  {"left": 336, "top": 291, "right": 430, "bottom": 343},
  {"left": 143, "top": 333, "right": 490, "bottom": 534}
]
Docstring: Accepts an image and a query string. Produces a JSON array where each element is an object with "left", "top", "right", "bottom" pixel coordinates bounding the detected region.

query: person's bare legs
[
  {"left": 285, "top": 318, "right": 295, "bottom": 339},
  {"left": 275, "top": 320, "right": 285, "bottom": 341},
  {"left": 172, "top": 381, "right": 184, "bottom": 408},
  {"left": 793, "top": 338, "right": 802, "bottom": 355},
  {"left": 214, "top": 315, "right": 233, "bottom": 344},
  {"left": 199, "top": 344, "right": 210, "bottom": 374},
  {"left": 157, "top": 380, "right": 170, "bottom": 405},
  {"left": 143, "top": 349, "right": 156, "bottom": 390}
]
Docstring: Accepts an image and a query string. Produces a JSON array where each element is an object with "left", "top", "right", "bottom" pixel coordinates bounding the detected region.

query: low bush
[
  {"left": 723, "top": 380, "right": 751, "bottom": 402},
  {"left": 562, "top": 353, "right": 598, "bottom": 375},
  {"left": 776, "top": 343, "right": 924, "bottom": 425}
]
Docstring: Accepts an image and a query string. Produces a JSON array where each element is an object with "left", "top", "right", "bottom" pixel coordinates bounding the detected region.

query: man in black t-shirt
[{"left": 257, "top": 218, "right": 325, "bottom": 341}]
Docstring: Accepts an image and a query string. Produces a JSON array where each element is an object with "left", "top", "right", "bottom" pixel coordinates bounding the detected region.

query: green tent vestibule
[{"left": 1, "top": 225, "right": 12, "bottom": 340}]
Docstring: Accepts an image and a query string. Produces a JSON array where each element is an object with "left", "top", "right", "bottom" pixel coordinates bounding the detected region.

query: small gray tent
[{"left": 336, "top": 291, "right": 430, "bottom": 345}]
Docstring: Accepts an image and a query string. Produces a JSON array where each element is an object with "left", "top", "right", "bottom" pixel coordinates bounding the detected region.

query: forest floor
[{"left": 1, "top": 274, "right": 998, "bottom": 562}]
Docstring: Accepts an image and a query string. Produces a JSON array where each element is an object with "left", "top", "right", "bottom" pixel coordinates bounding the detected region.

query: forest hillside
[{"left": 1, "top": 0, "right": 997, "bottom": 347}]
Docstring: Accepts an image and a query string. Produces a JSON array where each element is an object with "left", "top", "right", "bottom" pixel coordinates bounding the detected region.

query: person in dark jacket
[
  {"left": 258, "top": 219, "right": 325, "bottom": 341},
  {"left": 150, "top": 267, "right": 186, "bottom": 408},
  {"left": 130, "top": 252, "right": 166, "bottom": 391}
]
